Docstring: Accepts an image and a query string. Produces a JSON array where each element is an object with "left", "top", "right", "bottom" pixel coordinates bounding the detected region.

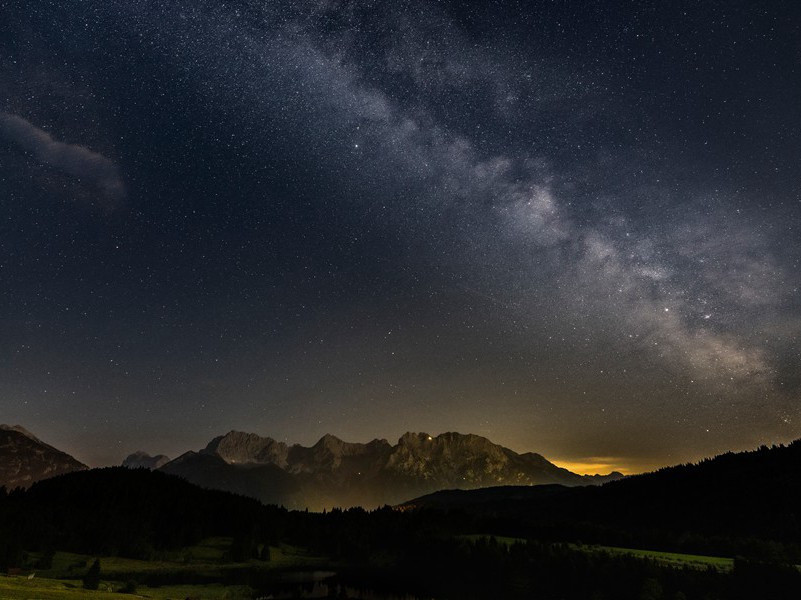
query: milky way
[{"left": 1, "top": 0, "right": 799, "bottom": 472}]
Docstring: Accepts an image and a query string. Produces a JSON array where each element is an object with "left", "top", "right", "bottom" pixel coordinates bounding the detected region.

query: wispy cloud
[{"left": 0, "top": 111, "right": 125, "bottom": 203}]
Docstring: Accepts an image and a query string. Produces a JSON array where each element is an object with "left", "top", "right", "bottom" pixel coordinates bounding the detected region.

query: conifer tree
[{"left": 83, "top": 558, "right": 101, "bottom": 590}]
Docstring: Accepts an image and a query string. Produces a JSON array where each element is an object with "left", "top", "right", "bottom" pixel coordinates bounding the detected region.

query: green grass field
[
  {"left": 0, "top": 538, "right": 329, "bottom": 599},
  {"left": 574, "top": 544, "right": 733, "bottom": 571},
  {"left": 460, "top": 534, "right": 734, "bottom": 571},
  {"left": 0, "top": 575, "right": 252, "bottom": 599},
  {"left": 31, "top": 539, "right": 322, "bottom": 579}
]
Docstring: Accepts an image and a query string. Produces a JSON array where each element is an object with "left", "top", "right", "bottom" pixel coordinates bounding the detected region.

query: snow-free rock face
[
  {"left": 385, "top": 431, "right": 580, "bottom": 487},
  {"left": 159, "top": 430, "right": 623, "bottom": 510},
  {"left": 286, "top": 434, "right": 393, "bottom": 474},
  {"left": 202, "top": 431, "right": 290, "bottom": 467},
  {"left": 0, "top": 424, "right": 43, "bottom": 444},
  {"left": 0, "top": 425, "right": 87, "bottom": 489},
  {"left": 122, "top": 451, "right": 171, "bottom": 470}
]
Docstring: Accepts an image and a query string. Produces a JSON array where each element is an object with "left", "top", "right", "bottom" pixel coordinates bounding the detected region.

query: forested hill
[
  {"left": 0, "top": 467, "right": 284, "bottom": 561},
  {"left": 403, "top": 440, "right": 801, "bottom": 553}
]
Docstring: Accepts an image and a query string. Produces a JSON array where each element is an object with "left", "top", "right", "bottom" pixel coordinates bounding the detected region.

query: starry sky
[{"left": 1, "top": 0, "right": 800, "bottom": 474}]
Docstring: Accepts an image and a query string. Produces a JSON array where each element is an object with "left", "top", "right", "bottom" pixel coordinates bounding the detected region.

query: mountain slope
[
  {"left": 158, "top": 430, "right": 622, "bottom": 509},
  {"left": 0, "top": 425, "right": 87, "bottom": 489},
  {"left": 160, "top": 450, "right": 301, "bottom": 506}
]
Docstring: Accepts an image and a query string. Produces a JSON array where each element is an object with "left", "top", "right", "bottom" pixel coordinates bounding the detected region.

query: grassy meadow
[
  {"left": 0, "top": 538, "right": 327, "bottom": 600},
  {"left": 461, "top": 534, "right": 734, "bottom": 571},
  {"left": 0, "top": 576, "right": 251, "bottom": 600}
]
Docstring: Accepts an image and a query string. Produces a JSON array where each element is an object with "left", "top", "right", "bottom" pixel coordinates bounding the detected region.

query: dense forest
[{"left": 407, "top": 440, "right": 801, "bottom": 562}]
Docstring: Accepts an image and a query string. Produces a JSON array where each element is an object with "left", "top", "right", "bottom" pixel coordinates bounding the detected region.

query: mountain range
[
  {"left": 126, "top": 430, "right": 622, "bottom": 509},
  {"left": 0, "top": 425, "right": 86, "bottom": 489},
  {"left": 0, "top": 424, "right": 622, "bottom": 508}
]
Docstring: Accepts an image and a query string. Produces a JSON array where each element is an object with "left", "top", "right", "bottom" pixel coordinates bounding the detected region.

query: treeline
[
  {"left": 409, "top": 440, "right": 801, "bottom": 562},
  {"left": 0, "top": 467, "right": 287, "bottom": 562},
  {"left": 576, "top": 440, "right": 801, "bottom": 543},
  {"left": 0, "top": 468, "right": 453, "bottom": 566},
  {"left": 250, "top": 505, "right": 801, "bottom": 599},
  {"left": 384, "top": 537, "right": 801, "bottom": 600}
]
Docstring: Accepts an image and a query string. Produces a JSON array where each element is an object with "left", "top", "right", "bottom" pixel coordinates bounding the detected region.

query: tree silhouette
[{"left": 82, "top": 558, "right": 100, "bottom": 590}]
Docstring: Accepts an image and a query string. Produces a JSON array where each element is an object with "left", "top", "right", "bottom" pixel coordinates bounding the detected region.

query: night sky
[{"left": 1, "top": 1, "right": 800, "bottom": 474}]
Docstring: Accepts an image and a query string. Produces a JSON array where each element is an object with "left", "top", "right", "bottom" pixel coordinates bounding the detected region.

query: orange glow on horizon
[{"left": 552, "top": 458, "right": 642, "bottom": 476}]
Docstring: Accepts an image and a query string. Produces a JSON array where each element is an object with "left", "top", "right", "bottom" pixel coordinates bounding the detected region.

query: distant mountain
[
  {"left": 0, "top": 425, "right": 87, "bottom": 489},
  {"left": 158, "top": 430, "right": 622, "bottom": 509},
  {"left": 122, "top": 451, "right": 171, "bottom": 470}
]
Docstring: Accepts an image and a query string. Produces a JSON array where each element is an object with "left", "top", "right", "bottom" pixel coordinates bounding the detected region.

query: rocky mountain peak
[
  {"left": 284, "top": 434, "right": 392, "bottom": 474},
  {"left": 309, "top": 434, "right": 391, "bottom": 456},
  {"left": 396, "top": 431, "right": 507, "bottom": 457},
  {"left": 366, "top": 438, "right": 392, "bottom": 451},
  {"left": 122, "top": 451, "right": 171, "bottom": 470},
  {"left": 0, "top": 426, "right": 86, "bottom": 489},
  {"left": 313, "top": 433, "right": 345, "bottom": 452},
  {"left": 0, "top": 424, "right": 43, "bottom": 444},
  {"left": 203, "top": 431, "right": 289, "bottom": 467},
  {"left": 387, "top": 431, "right": 515, "bottom": 482},
  {"left": 397, "top": 432, "right": 434, "bottom": 447}
]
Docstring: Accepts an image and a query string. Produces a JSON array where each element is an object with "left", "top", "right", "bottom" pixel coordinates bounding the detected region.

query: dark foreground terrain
[{"left": 2, "top": 440, "right": 801, "bottom": 599}]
